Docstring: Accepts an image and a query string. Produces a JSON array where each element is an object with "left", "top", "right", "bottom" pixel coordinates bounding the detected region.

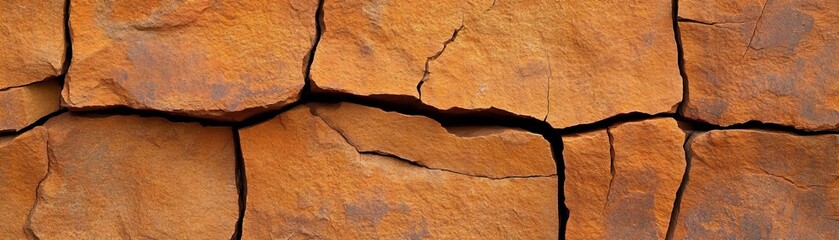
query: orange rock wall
[{"left": 0, "top": 0, "right": 836, "bottom": 239}]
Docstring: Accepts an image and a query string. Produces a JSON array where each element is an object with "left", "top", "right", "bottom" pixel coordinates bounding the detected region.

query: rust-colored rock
[
  {"left": 673, "top": 130, "right": 839, "bottom": 238},
  {"left": 0, "top": 0, "right": 66, "bottom": 90},
  {"left": 311, "top": 102, "right": 556, "bottom": 178},
  {"left": 0, "top": 128, "right": 48, "bottom": 239},
  {"left": 63, "top": 0, "right": 318, "bottom": 120},
  {"left": 0, "top": 80, "right": 62, "bottom": 132},
  {"left": 239, "top": 105, "right": 558, "bottom": 239},
  {"left": 563, "top": 118, "right": 686, "bottom": 239},
  {"left": 27, "top": 114, "right": 238, "bottom": 239},
  {"left": 562, "top": 130, "right": 611, "bottom": 240},
  {"left": 312, "top": 0, "right": 681, "bottom": 128},
  {"left": 679, "top": 0, "right": 839, "bottom": 131}
]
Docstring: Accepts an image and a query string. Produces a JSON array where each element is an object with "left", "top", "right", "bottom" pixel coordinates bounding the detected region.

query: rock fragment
[
  {"left": 679, "top": 0, "right": 839, "bottom": 131},
  {"left": 0, "top": 128, "right": 49, "bottom": 239},
  {"left": 311, "top": 102, "right": 556, "bottom": 178},
  {"left": 0, "top": 80, "right": 62, "bottom": 132},
  {"left": 312, "top": 0, "right": 681, "bottom": 128},
  {"left": 672, "top": 130, "right": 839, "bottom": 238},
  {"left": 63, "top": 0, "right": 319, "bottom": 120},
  {"left": 239, "top": 104, "right": 558, "bottom": 239},
  {"left": 27, "top": 114, "right": 238, "bottom": 239},
  {"left": 563, "top": 118, "right": 686, "bottom": 239},
  {"left": 0, "top": 0, "right": 66, "bottom": 90}
]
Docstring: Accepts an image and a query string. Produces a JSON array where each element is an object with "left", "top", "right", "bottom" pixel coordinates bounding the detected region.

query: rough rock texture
[
  {"left": 63, "top": 0, "right": 319, "bottom": 120},
  {"left": 27, "top": 114, "right": 238, "bottom": 239},
  {"left": 239, "top": 105, "right": 558, "bottom": 239},
  {"left": 0, "top": 0, "right": 66, "bottom": 90},
  {"left": 673, "top": 130, "right": 839, "bottom": 238},
  {"left": 563, "top": 118, "right": 686, "bottom": 239},
  {"left": 0, "top": 127, "right": 49, "bottom": 239},
  {"left": 311, "top": 102, "right": 556, "bottom": 178},
  {"left": 679, "top": 0, "right": 839, "bottom": 131},
  {"left": 312, "top": 0, "right": 681, "bottom": 128},
  {"left": 0, "top": 80, "right": 62, "bottom": 132}
]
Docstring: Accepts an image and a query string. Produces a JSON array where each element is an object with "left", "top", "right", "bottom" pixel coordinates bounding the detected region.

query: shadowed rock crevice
[
  {"left": 665, "top": 131, "right": 694, "bottom": 240},
  {"left": 231, "top": 129, "right": 247, "bottom": 240},
  {"left": 309, "top": 105, "right": 556, "bottom": 180},
  {"left": 300, "top": 0, "right": 325, "bottom": 100}
]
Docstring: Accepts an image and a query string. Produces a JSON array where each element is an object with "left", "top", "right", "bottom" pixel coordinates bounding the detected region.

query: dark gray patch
[
  {"left": 402, "top": 217, "right": 430, "bottom": 240},
  {"left": 211, "top": 84, "right": 229, "bottom": 100},
  {"left": 753, "top": 7, "right": 815, "bottom": 51},
  {"left": 344, "top": 195, "right": 390, "bottom": 227}
]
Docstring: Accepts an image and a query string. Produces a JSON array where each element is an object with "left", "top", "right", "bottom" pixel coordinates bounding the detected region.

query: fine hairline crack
[{"left": 417, "top": 23, "right": 465, "bottom": 99}]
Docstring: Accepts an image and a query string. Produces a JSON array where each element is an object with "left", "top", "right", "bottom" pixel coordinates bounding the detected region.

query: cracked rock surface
[
  {"left": 311, "top": 102, "right": 556, "bottom": 179},
  {"left": 62, "top": 0, "right": 318, "bottom": 121},
  {"left": 26, "top": 114, "right": 238, "bottom": 239},
  {"left": 313, "top": 0, "right": 682, "bottom": 128},
  {"left": 563, "top": 118, "right": 686, "bottom": 239},
  {"left": 0, "top": 0, "right": 66, "bottom": 90},
  {"left": 239, "top": 105, "right": 558, "bottom": 239},
  {"left": 0, "top": 80, "right": 62, "bottom": 132},
  {"left": 672, "top": 130, "right": 839, "bottom": 238},
  {"left": 1, "top": 0, "right": 838, "bottom": 239},
  {"left": 0, "top": 128, "right": 48, "bottom": 239},
  {"left": 679, "top": 0, "right": 839, "bottom": 131}
]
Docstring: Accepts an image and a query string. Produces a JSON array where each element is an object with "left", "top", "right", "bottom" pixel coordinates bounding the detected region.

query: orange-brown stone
[
  {"left": 311, "top": 102, "right": 556, "bottom": 178},
  {"left": 0, "top": 128, "right": 49, "bottom": 239},
  {"left": 679, "top": 0, "right": 839, "bottom": 131},
  {"left": 27, "top": 114, "right": 238, "bottom": 239},
  {"left": 312, "top": 0, "right": 681, "bottom": 128},
  {"left": 0, "top": 80, "right": 62, "bottom": 132},
  {"left": 0, "top": 0, "right": 66, "bottom": 90},
  {"left": 239, "top": 105, "right": 558, "bottom": 239},
  {"left": 672, "top": 130, "right": 839, "bottom": 238},
  {"left": 563, "top": 118, "right": 686, "bottom": 239},
  {"left": 63, "top": 0, "right": 319, "bottom": 120}
]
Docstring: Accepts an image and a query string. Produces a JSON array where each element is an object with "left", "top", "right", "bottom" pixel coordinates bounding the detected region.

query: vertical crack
[
  {"left": 673, "top": 0, "right": 689, "bottom": 114},
  {"left": 546, "top": 133, "right": 568, "bottom": 240},
  {"left": 540, "top": 32, "right": 552, "bottom": 122},
  {"left": 230, "top": 128, "right": 247, "bottom": 240},
  {"left": 665, "top": 132, "right": 694, "bottom": 239},
  {"left": 604, "top": 128, "right": 616, "bottom": 209},
  {"left": 417, "top": 24, "right": 465, "bottom": 99},
  {"left": 301, "top": 0, "right": 325, "bottom": 100},
  {"left": 740, "top": 0, "right": 769, "bottom": 60},
  {"left": 24, "top": 132, "right": 53, "bottom": 240}
]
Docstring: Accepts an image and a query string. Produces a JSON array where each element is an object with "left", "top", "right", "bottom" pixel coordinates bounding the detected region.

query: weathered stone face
[
  {"left": 673, "top": 130, "right": 839, "bottom": 239},
  {"left": 311, "top": 102, "right": 556, "bottom": 179},
  {"left": 0, "top": 127, "right": 49, "bottom": 239},
  {"left": 0, "top": 0, "right": 66, "bottom": 90},
  {"left": 27, "top": 114, "right": 238, "bottom": 239},
  {"left": 0, "top": 80, "right": 62, "bottom": 132},
  {"left": 312, "top": 0, "right": 682, "bottom": 128},
  {"left": 239, "top": 104, "right": 558, "bottom": 239},
  {"left": 563, "top": 118, "right": 686, "bottom": 239},
  {"left": 63, "top": 0, "right": 319, "bottom": 121},
  {"left": 679, "top": 0, "right": 839, "bottom": 131}
]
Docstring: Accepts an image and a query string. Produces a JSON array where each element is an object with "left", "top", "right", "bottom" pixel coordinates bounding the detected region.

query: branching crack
[
  {"left": 417, "top": 23, "right": 465, "bottom": 99},
  {"left": 604, "top": 128, "right": 616, "bottom": 210}
]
